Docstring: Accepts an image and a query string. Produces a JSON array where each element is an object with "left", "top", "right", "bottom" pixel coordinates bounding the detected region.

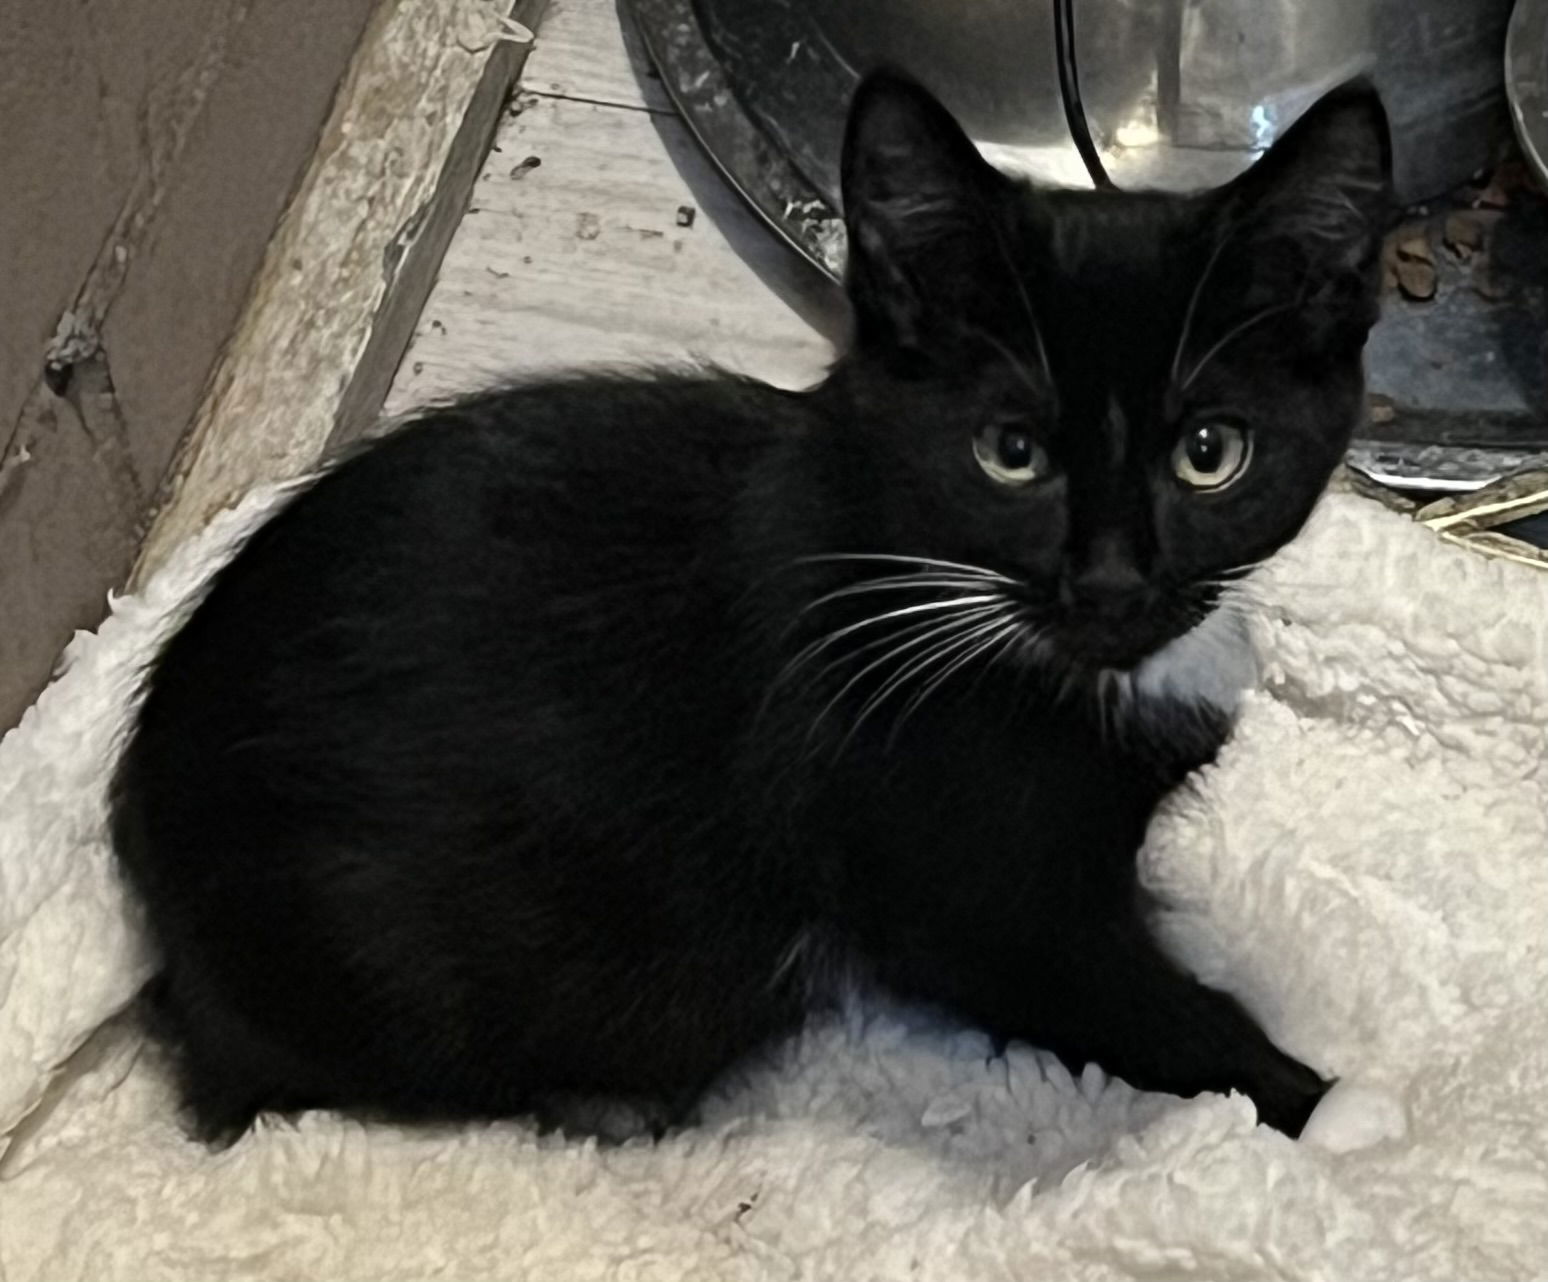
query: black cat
[{"left": 110, "top": 72, "right": 1391, "bottom": 1144}]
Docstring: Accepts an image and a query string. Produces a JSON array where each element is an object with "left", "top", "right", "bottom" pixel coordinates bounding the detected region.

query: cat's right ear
[{"left": 840, "top": 71, "right": 1010, "bottom": 352}]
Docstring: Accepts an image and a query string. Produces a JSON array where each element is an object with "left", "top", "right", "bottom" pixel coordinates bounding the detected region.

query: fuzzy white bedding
[{"left": 2, "top": 482, "right": 1546, "bottom": 1282}]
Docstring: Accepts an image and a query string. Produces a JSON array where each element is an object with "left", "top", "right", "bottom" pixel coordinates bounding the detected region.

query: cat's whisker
[
  {"left": 1004, "top": 622, "right": 1049, "bottom": 671},
  {"left": 1211, "top": 595, "right": 1259, "bottom": 628},
  {"left": 981, "top": 621, "right": 1033, "bottom": 698},
  {"left": 887, "top": 618, "right": 1025, "bottom": 746},
  {"left": 858, "top": 617, "right": 1012, "bottom": 737},
  {"left": 976, "top": 216, "right": 1054, "bottom": 386},
  {"left": 795, "top": 553, "right": 1017, "bottom": 584},
  {"left": 838, "top": 611, "right": 1017, "bottom": 755},
  {"left": 1169, "top": 227, "right": 1237, "bottom": 387},
  {"left": 1002, "top": 618, "right": 1043, "bottom": 664},
  {"left": 804, "top": 606, "right": 1010, "bottom": 745},
  {"left": 761, "top": 606, "right": 991, "bottom": 730},
  {"left": 891, "top": 620, "right": 1017, "bottom": 723},
  {"left": 1179, "top": 301, "right": 1300, "bottom": 392},
  {"left": 965, "top": 325, "right": 1048, "bottom": 401},
  {"left": 1212, "top": 575, "right": 1332, "bottom": 613},
  {"left": 1053, "top": 654, "right": 1084, "bottom": 711},
  {"left": 775, "top": 595, "right": 1005, "bottom": 681},
  {"left": 1093, "top": 669, "right": 1118, "bottom": 747},
  {"left": 774, "top": 615, "right": 961, "bottom": 703},
  {"left": 766, "top": 603, "right": 1005, "bottom": 724},
  {"left": 1198, "top": 585, "right": 1269, "bottom": 622},
  {"left": 1213, "top": 557, "right": 1271, "bottom": 580},
  {"left": 1202, "top": 578, "right": 1270, "bottom": 607},
  {"left": 1194, "top": 589, "right": 1259, "bottom": 636},
  {"left": 799, "top": 574, "right": 1010, "bottom": 617},
  {"left": 791, "top": 603, "right": 1005, "bottom": 696}
]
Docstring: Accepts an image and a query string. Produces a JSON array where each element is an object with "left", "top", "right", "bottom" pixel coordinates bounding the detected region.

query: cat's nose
[{"left": 1060, "top": 542, "right": 1147, "bottom": 614}]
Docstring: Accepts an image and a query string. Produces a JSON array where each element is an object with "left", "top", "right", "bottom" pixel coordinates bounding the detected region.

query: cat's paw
[
  {"left": 1299, "top": 1080, "right": 1408, "bottom": 1153},
  {"left": 1246, "top": 1053, "right": 1331, "bottom": 1138}
]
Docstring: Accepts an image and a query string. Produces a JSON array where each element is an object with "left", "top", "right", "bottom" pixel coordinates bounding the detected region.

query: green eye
[
  {"left": 974, "top": 424, "right": 1049, "bottom": 486},
  {"left": 1173, "top": 422, "right": 1251, "bottom": 490}
]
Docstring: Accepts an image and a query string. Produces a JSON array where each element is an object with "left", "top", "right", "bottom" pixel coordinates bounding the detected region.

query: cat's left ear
[
  {"left": 1213, "top": 80, "right": 1393, "bottom": 350},
  {"left": 840, "top": 70, "right": 1014, "bottom": 352}
]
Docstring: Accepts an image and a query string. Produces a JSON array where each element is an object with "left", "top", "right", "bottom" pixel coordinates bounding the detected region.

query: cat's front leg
[
  {"left": 1018, "top": 921, "right": 1330, "bottom": 1135},
  {"left": 899, "top": 919, "right": 1329, "bottom": 1136}
]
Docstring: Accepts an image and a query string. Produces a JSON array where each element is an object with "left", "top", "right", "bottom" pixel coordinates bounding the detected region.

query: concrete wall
[{"left": 0, "top": 0, "right": 383, "bottom": 730}]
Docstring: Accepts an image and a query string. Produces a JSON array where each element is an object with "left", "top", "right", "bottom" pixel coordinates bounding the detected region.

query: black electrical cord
[{"left": 1053, "top": 0, "right": 1117, "bottom": 190}]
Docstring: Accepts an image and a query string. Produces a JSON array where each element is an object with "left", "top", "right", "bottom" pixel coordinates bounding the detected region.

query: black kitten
[{"left": 111, "top": 73, "right": 1390, "bottom": 1144}]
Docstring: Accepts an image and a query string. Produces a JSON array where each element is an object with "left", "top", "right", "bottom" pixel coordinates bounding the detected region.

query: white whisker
[
  {"left": 1170, "top": 228, "right": 1237, "bottom": 387},
  {"left": 799, "top": 574, "right": 1010, "bottom": 617},
  {"left": 801, "top": 604, "right": 1004, "bottom": 690},
  {"left": 805, "top": 607, "right": 1008, "bottom": 743},
  {"left": 1094, "top": 668, "right": 1119, "bottom": 745},
  {"left": 1180, "top": 302, "right": 1299, "bottom": 392},
  {"left": 967, "top": 326, "right": 1048, "bottom": 401},
  {"left": 795, "top": 553, "right": 1016, "bottom": 584},
  {"left": 1213, "top": 556, "right": 1270, "bottom": 579},
  {"left": 837, "top": 612, "right": 1015, "bottom": 755},
  {"left": 778, "top": 613, "right": 970, "bottom": 699},
  {"left": 888, "top": 618, "right": 1024, "bottom": 744},
  {"left": 769, "top": 599, "right": 1002, "bottom": 703}
]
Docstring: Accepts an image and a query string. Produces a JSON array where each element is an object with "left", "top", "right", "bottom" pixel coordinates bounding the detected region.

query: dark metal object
[
  {"left": 630, "top": 0, "right": 848, "bottom": 273},
  {"left": 1053, "top": 0, "right": 1115, "bottom": 191},
  {"left": 628, "top": 0, "right": 1546, "bottom": 492},
  {"left": 1511, "top": 0, "right": 1548, "bottom": 187},
  {"left": 649, "top": 0, "right": 1514, "bottom": 208}
]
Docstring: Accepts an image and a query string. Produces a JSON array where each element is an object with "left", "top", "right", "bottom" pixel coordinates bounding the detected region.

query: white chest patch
[{"left": 1121, "top": 605, "right": 1258, "bottom": 719}]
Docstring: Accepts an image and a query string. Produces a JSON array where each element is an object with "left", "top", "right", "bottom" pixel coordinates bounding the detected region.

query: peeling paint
[
  {"left": 384, "top": 202, "right": 432, "bottom": 286},
  {"left": 0, "top": 442, "right": 34, "bottom": 506},
  {"left": 42, "top": 313, "right": 102, "bottom": 397},
  {"left": 0, "top": 0, "right": 384, "bottom": 731}
]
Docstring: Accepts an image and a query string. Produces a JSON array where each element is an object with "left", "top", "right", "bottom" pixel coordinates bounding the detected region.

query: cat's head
[{"left": 829, "top": 71, "right": 1390, "bottom": 674}]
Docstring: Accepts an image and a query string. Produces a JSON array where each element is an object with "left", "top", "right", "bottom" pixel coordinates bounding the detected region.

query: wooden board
[
  {"left": 520, "top": 0, "right": 674, "bottom": 112},
  {"left": 132, "top": 0, "right": 552, "bottom": 586},
  {"left": 385, "top": 0, "right": 843, "bottom": 416},
  {"left": 136, "top": 0, "right": 846, "bottom": 591}
]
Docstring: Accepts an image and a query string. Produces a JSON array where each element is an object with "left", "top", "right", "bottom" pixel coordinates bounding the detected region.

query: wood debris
[
  {"left": 1470, "top": 160, "right": 1530, "bottom": 210},
  {"left": 1367, "top": 395, "right": 1397, "bottom": 424},
  {"left": 1442, "top": 211, "right": 1488, "bottom": 260},
  {"left": 1384, "top": 222, "right": 1437, "bottom": 301},
  {"left": 1470, "top": 253, "right": 1511, "bottom": 301}
]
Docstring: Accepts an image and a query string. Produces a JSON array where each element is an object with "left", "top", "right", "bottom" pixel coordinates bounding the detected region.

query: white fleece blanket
[{"left": 2, "top": 484, "right": 1546, "bottom": 1281}]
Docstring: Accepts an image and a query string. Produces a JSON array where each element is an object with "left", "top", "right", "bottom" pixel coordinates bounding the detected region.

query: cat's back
[
  {"left": 147, "top": 372, "right": 798, "bottom": 680},
  {"left": 260, "top": 372, "right": 798, "bottom": 593},
  {"left": 119, "top": 372, "right": 808, "bottom": 860},
  {"left": 109, "top": 374, "right": 823, "bottom": 1131}
]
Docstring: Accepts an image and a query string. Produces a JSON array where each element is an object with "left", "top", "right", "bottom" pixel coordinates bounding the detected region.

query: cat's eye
[
  {"left": 1172, "top": 422, "right": 1251, "bottom": 491},
  {"left": 973, "top": 424, "right": 1049, "bottom": 486}
]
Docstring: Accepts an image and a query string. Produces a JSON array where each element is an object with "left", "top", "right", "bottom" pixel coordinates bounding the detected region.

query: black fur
[{"left": 110, "top": 73, "right": 1391, "bottom": 1145}]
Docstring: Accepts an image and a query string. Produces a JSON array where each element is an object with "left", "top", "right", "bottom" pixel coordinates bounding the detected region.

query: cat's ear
[
  {"left": 1207, "top": 81, "right": 1392, "bottom": 352},
  {"left": 840, "top": 70, "right": 1011, "bottom": 351}
]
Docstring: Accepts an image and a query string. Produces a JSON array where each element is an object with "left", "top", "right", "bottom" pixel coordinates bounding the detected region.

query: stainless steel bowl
[
  {"left": 641, "top": 0, "right": 1511, "bottom": 225},
  {"left": 630, "top": 0, "right": 1515, "bottom": 280},
  {"left": 628, "top": 0, "right": 1546, "bottom": 493},
  {"left": 1511, "top": 0, "right": 1548, "bottom": 187}
]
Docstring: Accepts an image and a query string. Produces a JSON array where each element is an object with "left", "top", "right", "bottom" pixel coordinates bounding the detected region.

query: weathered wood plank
[
  {"left": 521, "top": 0, "right": 674, "bottom": 113},
  {"left": 386, "top": 91, "right": 843, "bottom": 414},
  {"left": 132, "top": 0, "right": 552, "bottom": 586}
]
